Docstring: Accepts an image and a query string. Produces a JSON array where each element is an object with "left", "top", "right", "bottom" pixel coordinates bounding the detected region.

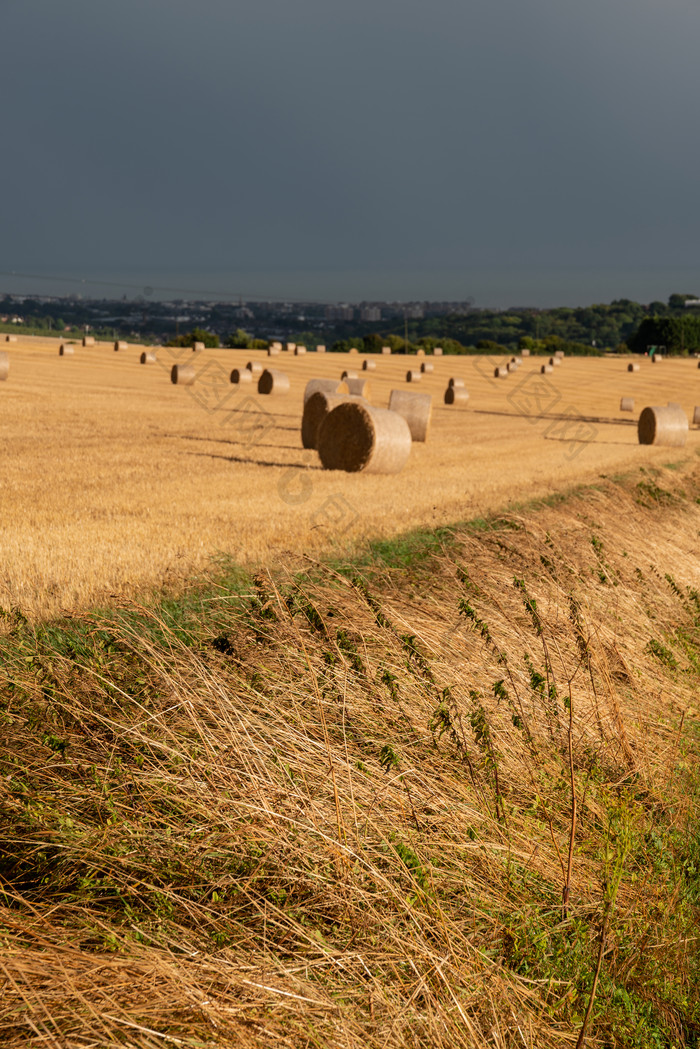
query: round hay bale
[
  {"left": 406, "top": 369, "right": 422, "bottom": 382},
  {"left": 507, "top": 361, "right": 519, "bottom": 372},
  {"left": 294, "top": 345, "right": 307, "bottom": 355},
  {"left": 246, "top": 360, "right": 263, "bottom": 375},
  {"left": 342, "top": 376, "right": 371, "bottom": 398},
  {"left": 693, "top": 406, "right": 700, "bottom": 426},
  {"left": 114, "top": 340, "right": 128, "bottom": 351},
  {"left": 258, "top": 368, "right": 290, "bottom": 395},
  {"left": 140, "top": 350, "right": 157, "bottom": 364},
  {"left": 448, "top": 377, "right": 465, "bottom": 388},
  {"left": 362, "top": 359, "right": 377, "bottom": 370},
  {"left": 285, "top": 342, "right": 295, "bottom": 352},
  {"left": 638, "top": 405, "right": 688, "bottom": 446},
  {"left": 230, "top": 368, "right": 253, "bottom": 385},
  {"left": 628, "top": 362, "right": 640, "bottom": 372},
  {"left": 651, "top": 354, "right": 661, "bottom": 363},
  {"left": 433, "top": 346, "right": 443, "bottom": 356},
  {"left": 59, "top": 344, "right": 74, "bottom": 356},
  {"left": 521, "top": 348, "right": 531, "bottom": 357},
  {"left": 494, "top": 366, "right": 508, "bottom": 378},
  {"left": 303, "top": 377, "right": 342, "bottom": 405},
  {"left": 301, "top": 391, "right": 366, "bottom": 449},
  {"left": 192, "top": 341, "right": 205, "bottom": 352},
  {"left": 341, "top": 370, "right": 358, "bottom": 380},
  {"left": 267, "top": 346, "right": 280, "bottom": 356},
  {"left": 381, "top": 346, "right": 392, "bottom": 354},
  {"left": 541, "top": 364, "right": 553, "bottom": 374},
  {"left": 317, "top": 402, "right": 412, "bottom": 474},
  {"left": 171, "top": 364, "right": 195, "bottom": 385},
  {"left": 620, "top": 396, "right": 634, "bottom": 412},
  {"left": 349, "top": 347, "right": 359, "bottom": 355},
  {"left": 316, "top": 344, "right": 326, "bottom": 353},
  {"left": 0, "top": 351, "right": 9, "bottom": 380},
  {"left": 82, "top": 336, "right": 95, "bottom": 347},
  {"left": 444, "top": 386, "right": 469, "bottom": 405},
  {"left": 5, "top": 335, "right": 17, "bottom": 343},
  {"left": 548, "top": 356, "right": 561, "bottom": 366},
  {"left": 420, "top": 361, "right": 434, "bottom": 373},
  {"left": 416, "top": 348, "right": 425, "bottom": 358},
  {"left": 388, "top": 389, "right": 432, "bottom": 442},
  {"left": 554, "top": 350, "right": 564, "bottom": 359}
]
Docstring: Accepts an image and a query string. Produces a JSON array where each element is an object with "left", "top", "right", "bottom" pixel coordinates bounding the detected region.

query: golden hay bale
[
  {"left": 693, "top": 406, "right": 700, "bottom": 426},
  {"left": 406, "top": 369, "right": 422, "bottom": 382},
  {"left": 381, "top": 345, "right": 392, "bottom": 354},
  {"left": 342, "top": 376, "right": 372, "bottom": 398},
  {"left": 651, "top": 354, "right": 661, "bottom": 363},
  {"left": 433, "top": 346, "right": 443, "bottom": 356},
  {"left": 620, "top": 396, "right": 634, "bottom": 412},
  {"left": 303, "top": 377, "right": 342, "bottom": 404},
  {"left": 521, "top": 348, "right": 531, "bottom": 357},
  {"left": 114, "top": 341, "right": 128, "bottom": 351},
  {"left": 5, "top": 334, "right": 17, "bottom": 343},
  {"left": 444, "top": 386, "right": 469, "bottom": 405},
  {"left": 638, "top": 405, "right": 688, "bottom": 446},
  {"left": 192, "top": 341, "right": 205, "bottom": 352},
  {"left": 548, "top": 356, "right": 561, "bottom": 366},
  {"left": 258, "top": 368, "right": 290, "bottom": 395},
  {"left": 349, "top": 347, "right": 359, "bottom": 355},
  {"left": 541, "top": 364, "right": 553, "bottom": 374},
  {"left": 494, "top": 366, "right": 508, "bottom": 378},
  {"left": 448, "top": 377, "right": 465, "bottom": 388},
  {"left": 317, "top": 401, "right": 412, "bottom": 474},
  {"left": 82, "top": 336, "right": 95, "bottom": 346},
  {"left": 341, "top": 369, "right": 358, "bottom": 380},
  {"left": 316, "top": 344, "right": 326, "bottom": 353},
  {"left": 140, "top": 350, "right": 157, "bottom": 364},
  {"left": 267, "top": 346, "right": 281, "bottom": 356},
  {"left": 362, "top": 359, "right": 377, "bottom": 370},
  {"left": 294, "top": 345, "right": 307, "bottom": 355},
  {"left": 301, "top": 391, "right": 366, "bottom": 449},
  {"left": 246, "top": 361, "right": 263, "bottom": 375},
  {"left": 388, "top": 389, "right": 432, "bottom": 442},
  {"left": 230, "top": 368, "right": 253, "bottom": 385},
  {"left": 0, "top": 351, "right": 9, "bottom": 381},
  {"left": 59, "top": 344, "right": 74, "bottom": 356},
  {"left": 507, "top": 361, "right": 519, "bottom": 372},
  {"left": 554, "top": 350, "right": 564, "bottom": 358},
  {"left": 416, "top": 348, "right": 425, "bottom": 358},
  {"left": 171, "top": 364, "right": 195, "bottom": 385},
  {"left": 286, "top": 342, "right": 295, "bottom": 352},
  {"left": 628, "top": 362, "right": 640, "bottom": 372},
  {"left": 420, "top": 361, "right": 434, "bottom": 373}
]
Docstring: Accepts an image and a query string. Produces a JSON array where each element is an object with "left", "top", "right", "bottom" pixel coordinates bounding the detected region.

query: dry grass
[
  {"left": 1, "top": 338, "right": 699, "bottom": 617},
  {"left": 2, "top": 466, "right": 700, "bottom": 1046}
]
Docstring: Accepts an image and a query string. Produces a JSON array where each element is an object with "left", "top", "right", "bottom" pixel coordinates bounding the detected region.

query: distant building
[
  {"left": 325, "top": 305, "right": 354, "bottom": 321},
  {"left": 359, "top": 306, "right": 381, "bottom": 322}
]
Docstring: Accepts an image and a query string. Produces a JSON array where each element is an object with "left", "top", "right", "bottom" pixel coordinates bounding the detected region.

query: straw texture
[
  {"left": 0, "top": 351, "right": 9, "bottom": 381},
  {"left": 388, "top": 389, "right": 432, "bottom": 442},
  {"left": 317, "top": 402, "right": 412, "bottom": 474}
]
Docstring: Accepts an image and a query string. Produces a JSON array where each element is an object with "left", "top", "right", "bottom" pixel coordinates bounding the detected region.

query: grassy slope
[{"left": 2, "top": 463, "right": 700, "bottom": 1047}]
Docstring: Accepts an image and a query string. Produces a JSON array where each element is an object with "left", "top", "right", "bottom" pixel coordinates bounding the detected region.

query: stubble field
[{"left": 1, "top": 335, "right": 698, "bottom": 617}]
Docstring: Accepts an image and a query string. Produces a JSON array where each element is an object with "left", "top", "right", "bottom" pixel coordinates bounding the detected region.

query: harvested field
[{"left": 1, "top": 338, "right": 699, "bottom": 617}]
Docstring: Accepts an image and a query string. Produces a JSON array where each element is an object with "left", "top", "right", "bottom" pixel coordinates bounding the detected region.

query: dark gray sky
[{"left": 2, "top": 0, "right": 700, "bottom": 305}]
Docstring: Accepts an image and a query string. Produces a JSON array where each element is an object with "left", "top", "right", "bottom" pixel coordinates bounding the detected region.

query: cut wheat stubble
[
  {"left": 388, "top": 389, "right": 432, "bottom": 442},
  {"left": 317, "top": 401, "right": 412, "bottom": 473},
  {"left": 637, "top": 404, "right": 688, "bottom": 446}
]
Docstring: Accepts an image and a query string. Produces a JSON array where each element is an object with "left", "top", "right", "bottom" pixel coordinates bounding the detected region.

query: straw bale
[
  {"left": 341, "top": 370, "right": 358, "bottom": 380},
  {"left": 620, "top": 396, "right": 634, "bottom": 412},
  {"left": 59, "top": 344, "right": 74, "bottom": 356},
  {"left": 693, "top": 406, "right": 700, "bottom": 426},
  {"left": 420, "top": 361, "right": 434, "bottom": 373},
  {"left": 388, "top": 389, "right": 432, "bottom": 442},
  {"left": 541, "top": 364, "right": 553, "bottom": 374},
  {"left": 381, "top": 346, "right": 392, "bottom": 354},
  {"left": 303, "top": 378, "right": 342, "bottom": 405},
  {"left": 267, "top": 346, "right": 280, "bottom": 356},
  {"left": 343, "top": 376, "right": 372, "bottom": 398},
  {"left": 521, "top": 348, "right": 531, "bottom": 357},
  {"left": 5, "top": 334, "right": 17, "bottom": 342},
  {"left": 258, "top": 368, "right": 290, "bottom": 395},
  {"left": 294, "top": 345, "right": 307, "bottom": 355},
  {"left": 140, "top": 350, "right": 157, "bottom": 364},
  {"left": 317, "top": 401, "right": 412, "bottom": 474},
  {"left": 316, "top": 344, "right": 326, "bottom": 353},
  {"left": 246, "top": 361, "right": 263, "bottom": 375},
  {"left": 433, "top": 346, "right": 443, "bottom": 355},
  {"left": 0, "top": 351, "right": 8, "bottom": 380},
  {"left": 448, "top": 377, "right": 465, "bottom": 388},
  {"left": 192, "top": 341, "right": 205, "bottom": 352},
  {"left": 286, "top": 342, "right": 295, "bottom": 352},
  {"left": 444, "top": 386, "right": 469, "bottom": 405},
  {"left": 301, "top": 391, "right": 366, "bottom": 449},
  {"left": 406, "top": 369, "right": 422, "bottom": 382},
  {"left": 114, "top": 341, "right": 128, "bottom": 351},
  {"left": 651, "top": 354, "right": 661, "bottom": 363},
  {"left": 507, "top": 361, "right": 519, "bottom": 372},
  {"left": 349, "top": 347, "right": 359, "bottom": 355},
  {"left": 548, "top": 356, "right": 561, "bottom": 366},
  {"left": 628, "top": 362, "right": 640, "bottom": 372},
  {"left": 230, "top": 368, "right": 253, "bottom": 385},
  {"left": 362, "top": 359, "right": 377, "bottom": 370},
  {"left": 171, "top": 364, "right": 195, "bottom": 385},
  {"left": 554, "top": 349, "right": 564, "bottom": 358},
  {"left": 416, "top": 348, "right": 425, "bottom": 358},
  {"left": 637, "top": 404, "right": 688, "bottom": 446},
  {"left": 494, "top": 366, "right": 508, "bottom": 378}
]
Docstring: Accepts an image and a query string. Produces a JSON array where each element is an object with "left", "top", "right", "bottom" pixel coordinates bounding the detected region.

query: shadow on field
[
  {"left": 472, "top": 408, "right": 637, "bottom": 426},
  {"left": 186, "top": 451, "right": 321, "bottom": 470}
]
